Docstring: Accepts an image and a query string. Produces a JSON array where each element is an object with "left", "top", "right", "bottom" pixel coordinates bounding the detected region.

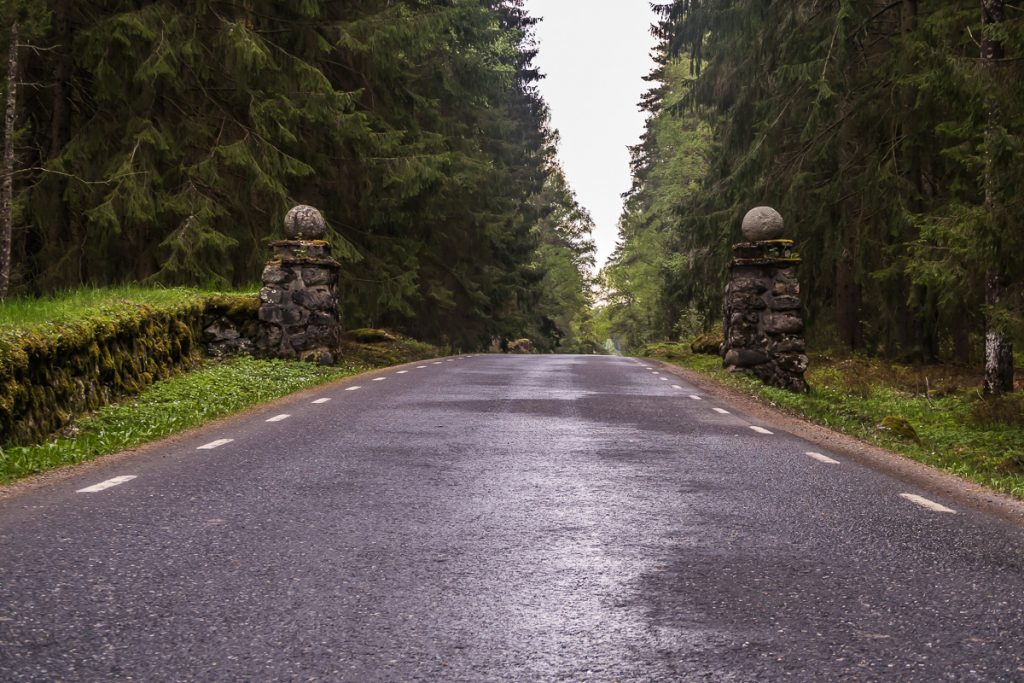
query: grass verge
[
  {"left": 0, "top": 335, "right": 440, "bottom": 484},
  {"left": 0, "top": 285, "right": 242, "bottom": 329},
  {"left": 644, "top": 342, "right": 1024, "bottom": 499}
]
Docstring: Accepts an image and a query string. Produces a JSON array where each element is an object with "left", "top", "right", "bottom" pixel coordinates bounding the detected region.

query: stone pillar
[
  {"left": 722, "top": 207, "right": 809, "bottom": 392},
  {"left": 258, "top": 205, "right": 341, "bottom": 365}
]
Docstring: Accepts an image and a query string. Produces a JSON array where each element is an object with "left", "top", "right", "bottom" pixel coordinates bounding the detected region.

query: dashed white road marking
[
  {"left": 749, "top": 426, "right": 774, "bottom": 435},
  {"left": 396, "top": 370, "right": 409, "bottom": 374},
  {"left": 713, "top": 408, "right": 730, "bottom": 414},
  {"left": 312, "top": 398, "right": 331, "bottom": 404},
  {"left": 672, "top": 385, "right": 683, "bottom": 390},
  {"left": 806, "top": 451, "right": 840, "bottom": 465},
  {"left": 345, "top": 386, "right": 362, "bottom": 391},
  {"left": 77, "top": 475, "right": 137, "bottom": 493},
  {"left": 900, "top": 493, "right": 956, "bottom": 513},
  {"left": 651, "top": 372, "right": 660, "bottom": 375},
  {"left": 198, "top": 438, "right": 233, "bottom": 450},
  {"left": 446, "top": 359, "right": 455, "bottom": 362},
  {"left": 372, "top": 377, "right": 387, "bottom": 382},
  {"left": 266, "top": 414, "right": 291, "bottom": 422},
  {"left": 660, "top": 377, "right": 669, "bottom": 381},
  {"left": 689, "top": 395, "right": 702, "bottom": 400},
  {"left": 432, "top": 362, "right": 443, "bottom": 365},
  {"left": 416, "top": 365, "right": 428, "bottom": 369}
]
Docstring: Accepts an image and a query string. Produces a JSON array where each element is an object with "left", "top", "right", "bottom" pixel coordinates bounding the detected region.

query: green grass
[
  {"left": 0, "top": 285, "right": 254, "bottom": 329},
  {"left": 643, "top": 342, "right": 1024, "bottom": 499},
  {"left": 0, "top": 357, "right": 355, "bottom": 482},
  {"left": 0, "top": 333, "right": 441, "bottom": 485}
]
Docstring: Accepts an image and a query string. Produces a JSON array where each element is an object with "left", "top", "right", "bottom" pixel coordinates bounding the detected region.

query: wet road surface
[{"left": 3, "top": 354, "right": 1024, "bottom": 681}]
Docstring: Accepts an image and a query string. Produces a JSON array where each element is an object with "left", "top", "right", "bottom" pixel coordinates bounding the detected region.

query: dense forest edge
[
  {"left": 596, "top": 0, "right": 1023, "bottom": 397},
  {"left": 0, "top": 0, "right": 596, "bottom": 353}
]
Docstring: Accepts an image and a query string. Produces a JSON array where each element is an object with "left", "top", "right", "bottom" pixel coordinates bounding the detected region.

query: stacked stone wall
[
  {"left": 258, "top": 240, "right": 341, "bottom": 365},
  {"left": 721, "top": 207, "right": 809, "bottom": 393},
  {"left": 723, "top": 261, "right": 808, "bottom": 392}
]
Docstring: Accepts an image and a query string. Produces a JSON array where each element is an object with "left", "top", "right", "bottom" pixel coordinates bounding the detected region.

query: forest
[
  {"left": 3, "top": 0, "right": 1022, "bottom": 384},
  {"left": 600, "top": 0, "right": 1023, "bottom": 392},
  {"left": 0, "top": 0, "right": 595, "bottom": 351}
]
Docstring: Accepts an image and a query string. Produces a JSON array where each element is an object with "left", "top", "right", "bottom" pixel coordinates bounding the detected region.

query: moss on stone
[
  {"left": 878, "top": 415, "right": 921, "bottom": 444},
  {"left": 344, "top": 328, "right": 398, "bottom": 344},
  {"left": 0, "top": 293, "right": 258, "bottom": 447}
]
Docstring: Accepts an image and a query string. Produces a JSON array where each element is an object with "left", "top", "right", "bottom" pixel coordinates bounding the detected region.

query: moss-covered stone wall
[{"left": 0, "top": 295, "right": 259, "bottom": 446}]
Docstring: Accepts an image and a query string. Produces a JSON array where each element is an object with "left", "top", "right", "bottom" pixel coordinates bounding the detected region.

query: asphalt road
[{"left": 3, "top": 354, "right": 1024, "bottom": 681}]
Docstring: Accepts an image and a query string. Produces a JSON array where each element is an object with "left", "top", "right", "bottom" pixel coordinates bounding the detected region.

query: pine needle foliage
[
  {"left": 606, "top": 0, "right": 1024, "bottom": 368},
  {"left": 0, "top": 0, "right": 594, "bottom": 351}
]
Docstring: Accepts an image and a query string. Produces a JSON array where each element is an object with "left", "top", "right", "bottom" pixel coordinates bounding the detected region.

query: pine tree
[
  {"left": 612, "top": 0, "right": 1023, "bottom": 378},
  {"left": 0, "top": 0, "right": 594, "bottom": 352}
]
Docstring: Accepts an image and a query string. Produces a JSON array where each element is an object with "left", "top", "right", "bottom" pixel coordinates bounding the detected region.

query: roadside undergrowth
[
  {"left": 643, "top": 342, "right": 1024, "bottom": 500},
  {"left": 0, "top": 334, "right": 440, "bottom": 484}
]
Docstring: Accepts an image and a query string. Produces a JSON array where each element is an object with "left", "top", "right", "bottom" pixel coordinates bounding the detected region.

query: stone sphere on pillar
[
  {"left": 741, "top": 206, "right": 785, "bottom": 241},
  {"left": 284, "top": 205, "right": 327, "bottom": 240}
]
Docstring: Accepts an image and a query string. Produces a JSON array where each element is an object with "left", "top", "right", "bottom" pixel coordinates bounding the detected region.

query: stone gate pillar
[
  {"left": 258, "top": 205, "right": 341, "bottom": 364},
  {"left": 722, "top": 207, "right": 809, "bottom": 392}
]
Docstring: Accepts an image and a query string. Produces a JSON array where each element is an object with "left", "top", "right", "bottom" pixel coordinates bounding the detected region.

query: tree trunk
[
  {"left": 0, "top": 21, "right": 19, "bottom": 301},
  {"left": 952, "top": 310, "right": 971, "bottom": 365},
  {"left": 835, "top": 244, "right": 862, "bottom": 350},
  {"left": 981, "top": 0, "right": 1013, "bottom": 394},
  {"left": 50, "top": 0, "right": 77, "bottom": 281},
  {"left": 985, "top": 270, "right": 1013, "bottom": 393}
]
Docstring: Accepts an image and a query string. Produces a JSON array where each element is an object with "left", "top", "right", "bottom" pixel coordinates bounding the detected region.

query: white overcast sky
[{"left": 523, "top": 1, "right": 659, "bottom": 267}]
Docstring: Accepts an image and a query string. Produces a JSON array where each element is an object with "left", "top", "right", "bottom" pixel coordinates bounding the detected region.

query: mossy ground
[
  {"left": 0, "top": 286, "right": 244, "bottom": 328},
  {"left": 643, "top": 342, "right": 1024, "bottom": 499},
  {"left": 0, "top": 334, "right": 441, "bottom": 484}
]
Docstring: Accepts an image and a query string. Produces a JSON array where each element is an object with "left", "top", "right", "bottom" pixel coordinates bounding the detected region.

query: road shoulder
[{"left": 653, "top": 358, "right": 1024, "bottom": 526}]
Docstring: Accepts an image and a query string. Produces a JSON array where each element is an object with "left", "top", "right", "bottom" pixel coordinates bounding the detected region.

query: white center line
[
  {"left": 198, "top": 438, "right": 233, "bottom": 450},
  {"left": 672, "top": 385, "right": 683, "bottom": 389},
  {"left": 432, "top": 362, "right": 443, "bottom": 365},
  {"left": 345, "top": 386, "right": 362, "bottom": 391},
  {"left": 266, "top": 414, "right": 291, "bottom": 422},
  {"left": 446, "top": 359, "right": 454, "bottom": 362},
  {"left": 312, "top": 398, "right": 331, "bottom": 404},
  {"left": 77, "top": 475, "right": 137, "bottom": 493},
  {"left": 372, "top": 377, "right": 387, "bottom": 382},
  {"left": 651, "top": 372, "right": 660, "bottom": 375},
  {"left": 712, "top": 408, "right": 730, "bottom": 414},
  {"left": 417, "top": 365, "right": 428, "bottom": 369},
  {"left": 689, "top": 395, "right": 702, "bottom": 400},
  {"left": 900, "top": 493, "right": 956, "bottom": 514},
  {"left": 806, "top": 451, "right": 840, "bottom": 464},
  {"left": 749, "top": 426, "right": 774, "bottom": 435},
  {"left": 396, "top": 370, "right": 409, "bottom": 374},
  {"left": 660, "top": 377, "right": 669, "bottom": 381}
]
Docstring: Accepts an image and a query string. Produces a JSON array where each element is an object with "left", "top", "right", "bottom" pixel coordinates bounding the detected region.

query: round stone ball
[
  {"left": 284, "top": 205, "right": 327, "bottom": 240},
  {"left": 741, "top": 206, "right": 785, "bottom": 241}
]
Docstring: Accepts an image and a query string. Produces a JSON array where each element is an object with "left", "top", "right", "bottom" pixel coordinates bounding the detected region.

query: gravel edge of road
[
  {"left": 652, "top": 358, "right": 1024, "bottom": 526},
  {"left": 0, "top": 355, "right": 455, "bottom": 503}
]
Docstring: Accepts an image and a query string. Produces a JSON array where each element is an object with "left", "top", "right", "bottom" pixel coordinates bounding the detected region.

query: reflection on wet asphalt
[{"left": 2, "top": 354, "right": 1024, "bottom": 681}]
